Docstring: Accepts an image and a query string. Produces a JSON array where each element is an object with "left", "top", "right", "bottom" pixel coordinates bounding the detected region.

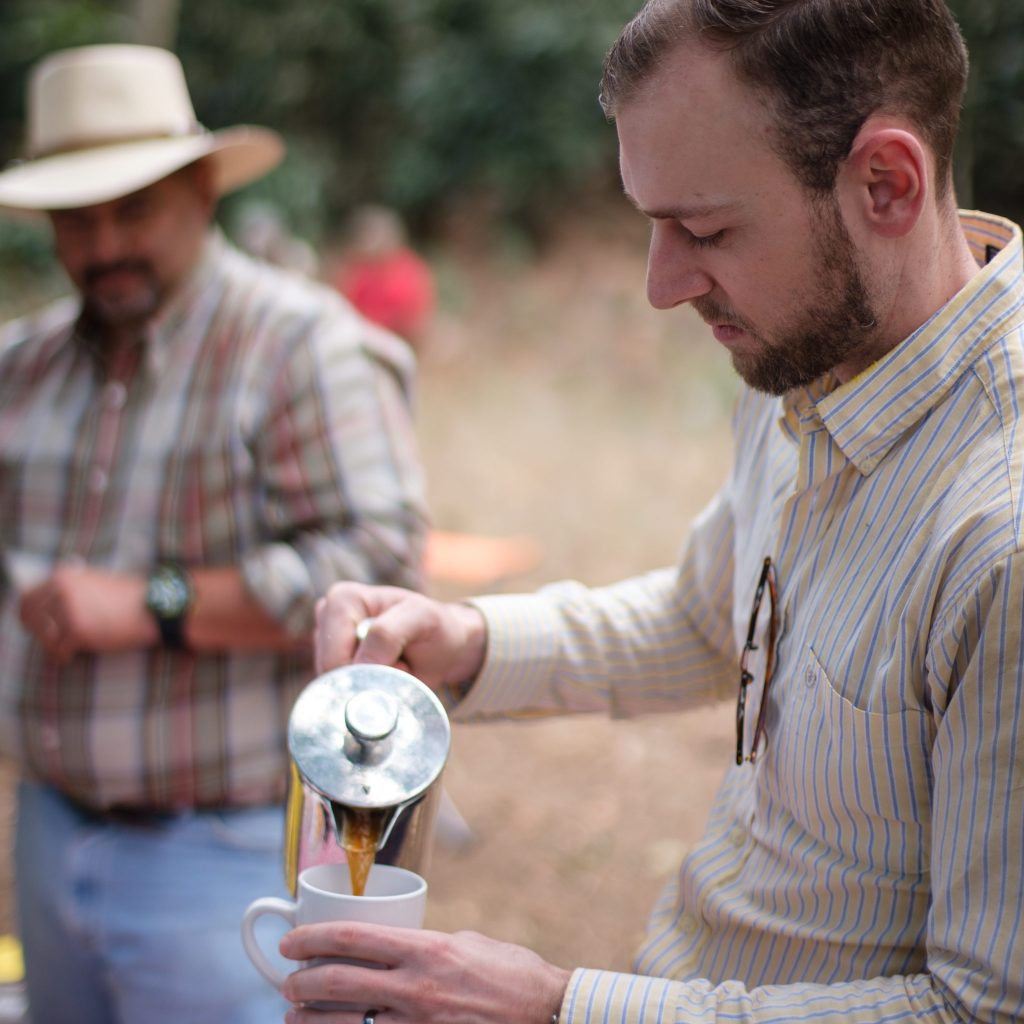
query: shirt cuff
[
  {"left": 448, "top": 592, "right": 562, "bottom": 721},
  {"left": 562, "top": 968, "right": 681, "bottom": 1024}
]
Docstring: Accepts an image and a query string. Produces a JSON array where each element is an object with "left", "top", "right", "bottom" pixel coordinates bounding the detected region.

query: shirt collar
[
  {"left": 781, "top": 211, "right": 1024, "bottom": 476},
  {"left": 141, "top": 229, "right": 227, "bottom": 377}
]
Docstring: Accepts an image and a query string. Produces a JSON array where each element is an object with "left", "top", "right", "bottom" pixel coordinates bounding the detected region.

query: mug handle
[{"left": 241, "top": 896, "right": 297, "bottom": 990}]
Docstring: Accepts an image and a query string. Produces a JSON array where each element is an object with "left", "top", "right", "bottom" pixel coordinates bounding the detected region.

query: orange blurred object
[{"left": 425, "top": 530, "right": 541, "bottom": 587}]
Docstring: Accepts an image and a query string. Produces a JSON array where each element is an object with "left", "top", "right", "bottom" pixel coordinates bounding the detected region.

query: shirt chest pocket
[{"left": 770, "top": 647, "right": 932, "bottom": 870}]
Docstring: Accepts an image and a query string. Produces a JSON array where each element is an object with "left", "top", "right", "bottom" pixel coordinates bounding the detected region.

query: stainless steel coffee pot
[{"left": 284, "top": 663, "right": 451, "bottom": 895}]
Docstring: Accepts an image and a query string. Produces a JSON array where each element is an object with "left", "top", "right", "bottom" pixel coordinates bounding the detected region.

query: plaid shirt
[
  {"left": 463, "top": 212, "right": 1024, "bottom": 1024},
  {"left": 0, "top": 232, "right": 428, "bottom": 810}
]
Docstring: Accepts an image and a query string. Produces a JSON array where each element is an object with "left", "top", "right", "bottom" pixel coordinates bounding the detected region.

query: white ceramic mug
[{"left": 241, "top": 863, "right": 427, "bottom": 1011}]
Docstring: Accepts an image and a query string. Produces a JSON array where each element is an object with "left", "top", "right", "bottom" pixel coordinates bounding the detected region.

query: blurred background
[
  {"left": 0, "top": 0, "right": 1023, "bottom": 981},
  {"left": 1, "top": 0, "right": 1023, "bottom": 289}
]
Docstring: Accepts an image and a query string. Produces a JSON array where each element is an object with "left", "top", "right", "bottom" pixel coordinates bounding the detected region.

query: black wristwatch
[{"left": 145, "top": 563, "right": 194, "bottom": 650}]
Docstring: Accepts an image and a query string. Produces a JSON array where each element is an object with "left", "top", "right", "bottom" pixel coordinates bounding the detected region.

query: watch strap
[
  {"left": 146, "top": 563, "right": 194, "bottom": 651},
  {"left": 155, "top": 604, "right": 188, "bottom": 650}
]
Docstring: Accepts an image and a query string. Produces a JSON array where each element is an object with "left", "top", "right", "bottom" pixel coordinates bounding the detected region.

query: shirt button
[
  {"left": 88, "top": 467, "right": 109, "bottom": 494},
  {"left": 104, "top": 381, "right": 127, "bottom": 411},
  {"left": 805, "top": 666, "right": 817, "bottom": 687}
]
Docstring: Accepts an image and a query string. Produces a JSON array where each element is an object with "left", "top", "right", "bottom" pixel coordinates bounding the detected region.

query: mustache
[
  {"left": 692, "top": 296, "right": 753, "bottom": 334},
  {"left": 83, "top": 259, "right": 154, "bottom": 287}
]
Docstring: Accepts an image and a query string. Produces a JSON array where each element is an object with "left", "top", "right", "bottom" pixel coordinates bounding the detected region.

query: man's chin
[
  {"left": 731, "top": 352, "right": 809, "bottom": 396},
  {"left": 83, "top": 291, "right": 160, "bottom": 330}
]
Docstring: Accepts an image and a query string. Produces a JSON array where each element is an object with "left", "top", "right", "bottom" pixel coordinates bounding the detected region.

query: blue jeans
[{"left": 15, "top": 781, "right": 292, "bottom": 1024}]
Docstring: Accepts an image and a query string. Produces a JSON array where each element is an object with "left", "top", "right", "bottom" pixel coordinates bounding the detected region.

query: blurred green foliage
[
  {"left": 950, "top": 0, "right": 1024, "bottom": 220},
  {"left": 177, "top": 0, "right": 640, "bottom": 242},
  {"left": 0, "top": 0, "right": 1023, "bottom": 259}
]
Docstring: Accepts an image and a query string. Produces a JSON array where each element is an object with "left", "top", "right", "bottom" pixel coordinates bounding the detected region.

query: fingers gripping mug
[{"left": 241, "top": 863, "right": 427, "bottom": 1011}]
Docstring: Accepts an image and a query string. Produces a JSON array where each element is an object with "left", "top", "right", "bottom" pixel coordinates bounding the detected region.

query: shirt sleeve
[
  {"left": 558, "top": 550, "right": 1024, "bottom": 1024},
  {"left": 241, "top": 310, "right": 429, "bottom": 635},
  {"left": 454, "top": 487, "right": 738, "bottom": 721}
]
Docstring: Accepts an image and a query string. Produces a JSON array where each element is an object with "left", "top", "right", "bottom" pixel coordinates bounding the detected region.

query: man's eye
[
  {"left": 52, "top": 211, "right": 89, "bottom": 231},
  {"left": 688, "top": 229, "right": 725, "bottom": 250},
  {"left": 118, "top": 198, "right": 151, "bottom": 222}
]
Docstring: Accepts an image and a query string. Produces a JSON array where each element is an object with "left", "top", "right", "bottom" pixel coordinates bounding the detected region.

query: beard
[
  {"left": 694, "top": 199, "right": 880, "bottom": 395},
  {"left": 80, "top": 258, "right": 163, "bottom": 330}
]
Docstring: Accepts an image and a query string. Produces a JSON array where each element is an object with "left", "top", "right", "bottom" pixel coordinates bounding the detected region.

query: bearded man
[{"left": 300, "top": 2, "right": 1023, "bottom": 1024}]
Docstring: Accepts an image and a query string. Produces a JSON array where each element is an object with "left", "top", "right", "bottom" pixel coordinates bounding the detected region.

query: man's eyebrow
[{"left": 621, "top": 189, "right": 740, "bottom": 221}]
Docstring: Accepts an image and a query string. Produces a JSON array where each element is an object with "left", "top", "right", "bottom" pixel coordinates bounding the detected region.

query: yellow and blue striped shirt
[{"left": 460, "top": 211, "right": 1024, "bottom": 1023}]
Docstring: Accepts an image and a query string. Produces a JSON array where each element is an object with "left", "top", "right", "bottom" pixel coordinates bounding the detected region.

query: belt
[
  {"left": 66, "top": 794, "right": 280, "bottom": 827},
  {"left": 99, "top": 805, "right": 187, "bottom": 828},
  {"left": 65, "top": 792, "right": 278, "bottom": 828},
  {"left": 66, "top": 796, "right": 194, "bottom": 829}
]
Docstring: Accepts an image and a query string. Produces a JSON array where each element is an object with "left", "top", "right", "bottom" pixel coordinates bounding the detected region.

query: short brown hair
[{"left": 600, "top": 0, "right": 968, "bottom": 195}]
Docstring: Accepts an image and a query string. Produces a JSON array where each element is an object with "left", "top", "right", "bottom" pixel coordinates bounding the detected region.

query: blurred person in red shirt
[{"left": 331, "top": 204, "right": 436, "bottom": 351}]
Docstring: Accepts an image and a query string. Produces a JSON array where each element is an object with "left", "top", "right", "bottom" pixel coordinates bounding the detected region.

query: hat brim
[{"left": 0, "top": 125, "right": 284, "bottom": 211}]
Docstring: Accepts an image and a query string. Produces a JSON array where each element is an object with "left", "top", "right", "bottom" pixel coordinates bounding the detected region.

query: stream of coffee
[{"left": 342, "top": 808, "right": 384, "bottom": 896}]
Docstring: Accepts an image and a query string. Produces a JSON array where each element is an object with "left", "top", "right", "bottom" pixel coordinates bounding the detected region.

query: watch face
[{"left": 147, "top": 565, "right": 191, "bottom": 618}]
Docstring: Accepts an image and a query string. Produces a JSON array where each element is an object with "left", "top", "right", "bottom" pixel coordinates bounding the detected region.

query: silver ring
[
  {"left": 355, "top": 617, "right": 375, "bottom": 642},
  {"left": 363, "top": 1011, "right": 379, "bottom": 1024}
]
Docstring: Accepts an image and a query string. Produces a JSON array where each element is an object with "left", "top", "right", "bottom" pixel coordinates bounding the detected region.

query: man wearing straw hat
[{"left": 0, "top": 44, "right": 428, "bottom": 1022}]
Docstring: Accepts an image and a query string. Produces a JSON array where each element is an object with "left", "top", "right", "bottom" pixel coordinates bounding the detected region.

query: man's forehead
[
  {"left": 617, "top": 40, "right": 773, "bottom": 139},
  {"left": 615, "top": 45, "right": 782, "bottom": 217}
]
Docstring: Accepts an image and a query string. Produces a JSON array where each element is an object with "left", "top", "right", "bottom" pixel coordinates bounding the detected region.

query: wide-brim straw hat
[{"left": 0, "top": 44, "right": 284, "bottom": 211}]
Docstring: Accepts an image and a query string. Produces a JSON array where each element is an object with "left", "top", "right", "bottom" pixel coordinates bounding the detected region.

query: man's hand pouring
[
  {"left": 314, "top": 583, "right": 489, "bottom": 692},
  {"left": 309, "top": 584, "right": 572, "bottom": 1024}
]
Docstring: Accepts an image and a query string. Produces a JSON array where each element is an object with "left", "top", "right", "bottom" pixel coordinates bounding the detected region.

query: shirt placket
[
  {"left": 774, "top": 399, "right": 846, "bottom": 614},
  {"left": 761, "top": 402, "right": 850, "bottom": 789},
  {"left": 70, "top": 345, "right": 139, "bottom": 561},
  {"left": 35, "top": 345, "right": 141, "bottom": 784}
]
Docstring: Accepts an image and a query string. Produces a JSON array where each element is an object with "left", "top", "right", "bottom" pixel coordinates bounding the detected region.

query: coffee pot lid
[{"left": 288, "top": 663, "right": 451, "bottom": 809}]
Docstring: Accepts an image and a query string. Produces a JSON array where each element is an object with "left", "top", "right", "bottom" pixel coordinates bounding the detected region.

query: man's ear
[
  {"left": 840, "top": 118, "right": 927, "bottom": 239},
  {"left": 186, "top": 158, "right": 218, "bottom": 220}
]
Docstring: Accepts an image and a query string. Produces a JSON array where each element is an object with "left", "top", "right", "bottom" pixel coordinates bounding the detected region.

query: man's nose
[
  {"left": 645, "top": 222, "right": 713, "bottom": 310},
  {"left": 87, "top": 217, "right": 129, "bottom": 265}
]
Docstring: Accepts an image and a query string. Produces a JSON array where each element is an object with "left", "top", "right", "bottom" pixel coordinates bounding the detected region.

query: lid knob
[
  {"left": 288, "top": 663, "right": 451, "bottom": 809},
  {"left": 345, "top": 690, "right": 399, "bottom": 742}
]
